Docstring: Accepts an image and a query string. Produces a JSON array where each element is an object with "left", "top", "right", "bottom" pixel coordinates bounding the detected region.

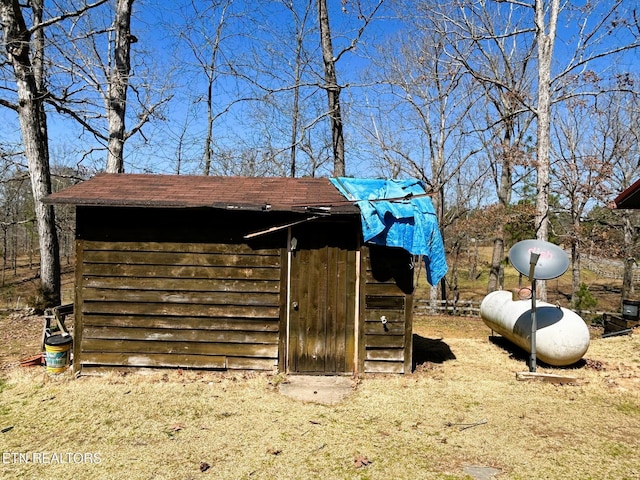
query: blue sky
[{"left": 1, "top": 0, "right": 638, "bottom": 193}]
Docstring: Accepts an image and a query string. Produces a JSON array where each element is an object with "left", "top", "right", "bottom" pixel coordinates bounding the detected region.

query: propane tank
[{"left": 480, "top": 290, "right": 590, "bottom": 366}]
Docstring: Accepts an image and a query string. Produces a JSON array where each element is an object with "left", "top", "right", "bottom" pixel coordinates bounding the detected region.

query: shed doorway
[{"left": 287, "top": 222, "right": 359, "bottom": 374}]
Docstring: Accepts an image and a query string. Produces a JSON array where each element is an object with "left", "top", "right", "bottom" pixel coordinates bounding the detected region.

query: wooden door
[{"left": 287, "top": 222, "right": 358, "bottom": 374}]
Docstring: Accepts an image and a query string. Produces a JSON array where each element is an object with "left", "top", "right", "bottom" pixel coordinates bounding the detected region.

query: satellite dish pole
[{"left": 528, "top": 252, "right": 540, "bottom": 372}]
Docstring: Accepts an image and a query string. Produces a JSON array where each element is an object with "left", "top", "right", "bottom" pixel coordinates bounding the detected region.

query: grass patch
[
  {"left": 615, "top": 400, "right": 640, "bottom": 416},
  {"left": 0, "top": 317, "right": 638, "bottom": 479}
]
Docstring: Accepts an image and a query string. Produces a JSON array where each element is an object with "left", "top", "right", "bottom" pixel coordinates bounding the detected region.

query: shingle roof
[
  {"left": 44, "top": 173, "right": 359, "bottom": 214},
  {"left": 614, "top": 179, "right": 640, "bottom": 209}
]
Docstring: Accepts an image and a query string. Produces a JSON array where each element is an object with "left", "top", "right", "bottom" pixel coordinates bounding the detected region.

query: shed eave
[
  {"left": 43, "top": 196, "right": 357, "bottom": 215},
  {"left": 614, "top": 179, "right": 640, "bottom": 209}
]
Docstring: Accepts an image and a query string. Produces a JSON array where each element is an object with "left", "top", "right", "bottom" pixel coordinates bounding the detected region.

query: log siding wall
[
  {"left": 362, "top": 246, "right": 413, "bottom": 374},
  {"left": 75, "top": 240, "right": 281, "bottom": 373}
]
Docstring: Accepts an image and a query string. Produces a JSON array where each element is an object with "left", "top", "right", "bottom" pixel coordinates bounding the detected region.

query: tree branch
[
  {"left": 124, "top": 91, "right": 174, "bottom": 141},
  {"left": 0, "top": 97, "right": 18, "bottom": 111},
  {"left": 334, "top": 0, "right": 384, "bottom": 64},
  {"left": 45, "top": 94, "right": 108, "bottom": 142},
  {"left": 28, "top": 0, "right": 109, "bottom": 33}
]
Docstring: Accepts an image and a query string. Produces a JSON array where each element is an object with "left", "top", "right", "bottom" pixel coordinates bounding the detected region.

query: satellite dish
[
  {"left": 507, "top": 239, "right": 569, "bottom": 373},
  {"left": 508, "top": 239, "right": 569, "bottom": 281}
]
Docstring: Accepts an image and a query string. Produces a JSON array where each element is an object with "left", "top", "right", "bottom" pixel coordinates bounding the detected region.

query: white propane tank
[{"left": 480, "top": 290, "right": 590, "bottom": 366}]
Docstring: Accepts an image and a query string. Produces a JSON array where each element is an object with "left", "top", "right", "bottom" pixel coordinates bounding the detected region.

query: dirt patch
[
  {"left": 0, "top": 311, "right": 43, "bottom": 369},
  {"left": 278, "top": 375, "right": 357, "bottom": 404}
]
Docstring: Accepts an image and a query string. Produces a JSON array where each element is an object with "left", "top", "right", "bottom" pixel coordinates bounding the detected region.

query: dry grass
[{"left": 1, "top": 314, "right": 639, "bottom": 480}]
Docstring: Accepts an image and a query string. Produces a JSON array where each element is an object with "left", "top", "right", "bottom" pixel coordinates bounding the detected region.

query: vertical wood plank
[
  {"left": 325, "top": 244, "right": 337, "bottom": 373},
  {"left": 278, "top": 247, "right": 289, "bottom": 373},
  {"left": 345, "top": 247, "right": 357, "bottom": 373},
  {"left": 287, "top": 224, "right": 358, "bottom": 374},
  {"left": 73, "top": 240, "right": 85, "bottom": 374},
  {"left": 404, "top": 292, "right": 414, "bottom": 374}
]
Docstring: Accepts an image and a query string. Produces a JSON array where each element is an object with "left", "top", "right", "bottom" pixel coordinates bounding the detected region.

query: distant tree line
[{"left": 0, "top": 161, "right": 83, "bottom": 289}]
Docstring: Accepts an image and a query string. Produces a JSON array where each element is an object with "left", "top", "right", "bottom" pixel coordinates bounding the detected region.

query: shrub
[{"left": 573, "top": 282, "right": 598, "bottom": 322}]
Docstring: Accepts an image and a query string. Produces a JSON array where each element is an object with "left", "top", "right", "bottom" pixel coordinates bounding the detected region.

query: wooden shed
[{"left": 45, "top": 173, "right": 435, "bottom": 375}]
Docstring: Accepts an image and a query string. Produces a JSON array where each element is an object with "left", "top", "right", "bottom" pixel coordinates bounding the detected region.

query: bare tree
[
  {"left": 317, "top": 0, "right": 383, "bottom": 176},
  {"left": 0, "top": 163, "right": 32, "bottom": 287},
  {"left": 426, "top": 0, "right": 640, "bottom": 299},
  {"left": 244, "top": 0, "right": 338, "bottom": 178},
  {"left": 183, "top": 0, "right": 231, "bottom": 176},
  {"left": 531, "top": 0, "right": 639, "bottom": 299},
  {"left": 105, "top": 0, "right": 134, "bottom": 173},
  {"left": 362, "top": 7, "right": 484, "bottom": 305},
  {"left": 316, "top": 0, "right": 345, "bottom": 176},
  {"left": 43, "top": 0, "right": 169, "bottom": 173},
  {"left": 408, "top": 0, "right": 537, "bottom": 296},
  {"left": 599, "top": 82, "right": 640, "bottom": 300},
  {"left": 551, "top": 97, "right": 614, "bottom": 304},
  {"left": 285, "top": 0, "right": 314, "bottom": 177},
  {"left": 437, "top": 2, "right": 537, "bottom": 292},
  {"left": 532, "top": 0, "right": 559, "bottom": 249},
  {"left": 171, "top": 0, "right": 264, "bottom": 176},
  {"left": 1, "top": 0, "right": 60, "bottom": 307}
]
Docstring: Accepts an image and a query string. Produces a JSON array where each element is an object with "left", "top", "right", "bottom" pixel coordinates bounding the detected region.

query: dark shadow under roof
[{"left": 44, "top": 173, "right": 359, "bottom": 215}]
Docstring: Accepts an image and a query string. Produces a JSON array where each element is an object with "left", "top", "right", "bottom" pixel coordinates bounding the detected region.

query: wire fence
[
  {"left": 580, "top": 257, "right": 640, "bottom": 282},
  {"left": 414, "top": 299, "right": 481, "bottom": 317},
  {"left": 413, "top": 298, "right": 612, "bottom": 320}
]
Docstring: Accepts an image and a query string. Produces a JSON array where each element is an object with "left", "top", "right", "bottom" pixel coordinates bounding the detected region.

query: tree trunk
[
  {"left": 1, "top": 0, "right": 61, "bottom": 307},
  {"left": 533, "top": 0, "right": 560, "bottom": 301},
  {"left": 488, "top": 234, "right": 505, "bottom": 292},
  {"left": 203, "top": 72, "right": 213, "bottom": 176},
  {"left": 106, "top": 0, "right": 135, "bottom": 173},
  {"left": 317, "top": 0, "right": 345, "bottom": 176},
  {"left": 570, "top": 231, "right": 580, "bottom": 306},
  {"left": 622, "top": 211, "right": 635, "bottom": 301},
  {"left": 1, "top": 226, "right": 7, "bottom": 287},
  {"left": 290, "top": 30, "right": 303, "bottom": 178},
  {"left": 488, "top": 153, "right": 512, "bottom": 292}
]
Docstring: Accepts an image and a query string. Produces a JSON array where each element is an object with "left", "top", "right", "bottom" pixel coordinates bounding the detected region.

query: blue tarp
[{"left": 330, "top": 177, "right": 448, "bottom": 286}]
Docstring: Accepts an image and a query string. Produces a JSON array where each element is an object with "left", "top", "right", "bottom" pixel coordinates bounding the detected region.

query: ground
[
  {"left": 0, "top": 312, "right": 44, "bottom": 370},
  {"left": 1, "top": 311, "right": 639, "bottom": 479}
]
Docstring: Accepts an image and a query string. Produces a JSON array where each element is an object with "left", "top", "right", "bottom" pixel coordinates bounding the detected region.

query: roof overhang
[{"left": 613, "top": 179, "right": 640, "bottom": 209}]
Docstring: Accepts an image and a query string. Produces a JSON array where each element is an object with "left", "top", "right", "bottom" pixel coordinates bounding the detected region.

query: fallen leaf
[{"left": 354, "top": 454, "right": 371, "bottom": 468}]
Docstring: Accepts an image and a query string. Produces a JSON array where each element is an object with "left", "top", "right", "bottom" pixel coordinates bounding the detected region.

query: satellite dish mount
[{"left": 508, "top": 240, "right": 569, "bottom": 372}]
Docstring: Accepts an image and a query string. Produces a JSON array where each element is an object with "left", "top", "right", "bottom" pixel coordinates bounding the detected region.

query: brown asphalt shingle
[{"left": 44, "top": 173, "right": 359, "bottom": 214}]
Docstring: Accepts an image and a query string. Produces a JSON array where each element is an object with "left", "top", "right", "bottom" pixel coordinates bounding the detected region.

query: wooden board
[
  {"left": 603, "top": 313, "right": 640, "bottom": 333},
  {"left": 515, "top": 372, "right": 579, "bottom": 384},
  {"left": 361, "top": 245, "right": 413, "bottom": 374},
  {"left": 287, "top": 223, "right": 357, "bottom": 374},
  {"left": 75, "top": 238, "right": 282, "bottom": 373}
]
